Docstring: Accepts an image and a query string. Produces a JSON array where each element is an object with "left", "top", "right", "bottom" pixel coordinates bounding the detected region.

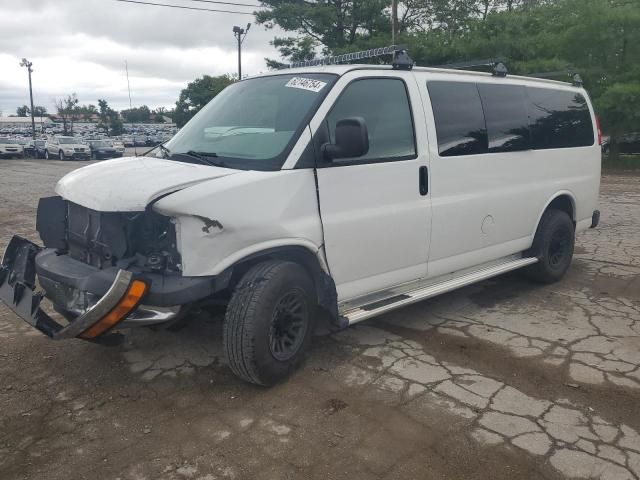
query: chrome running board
[{"left": 340, "top": 255, "right": 538, "bottom": 325}]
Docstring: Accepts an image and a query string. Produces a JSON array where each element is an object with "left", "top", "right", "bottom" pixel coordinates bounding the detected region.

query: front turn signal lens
[{"left": 80, "top": 280, "right": 148, "bottom": 339}]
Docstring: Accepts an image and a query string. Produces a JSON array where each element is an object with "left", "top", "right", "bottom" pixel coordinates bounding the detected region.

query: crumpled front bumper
[{"left": 0, "top": 236, "right": 148, "bottom": 340}]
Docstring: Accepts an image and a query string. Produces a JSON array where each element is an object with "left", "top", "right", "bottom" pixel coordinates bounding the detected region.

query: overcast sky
[{"left": 0, "top": 0, "right": 284, "bottom": 115}]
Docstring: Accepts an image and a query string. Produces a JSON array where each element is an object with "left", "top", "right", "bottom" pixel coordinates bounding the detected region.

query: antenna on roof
[{"left": 280, "top": 45, "right": 414, "bottom": 70}]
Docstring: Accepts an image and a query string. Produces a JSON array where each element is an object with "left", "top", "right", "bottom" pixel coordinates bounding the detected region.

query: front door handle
[{"left": 419, "top": 166, "right": 428, "bottom": 196}]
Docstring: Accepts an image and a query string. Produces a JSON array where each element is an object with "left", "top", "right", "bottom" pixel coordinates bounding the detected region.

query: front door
[{"left": 312, "top": 71, "right": 431, "bottom": 302}]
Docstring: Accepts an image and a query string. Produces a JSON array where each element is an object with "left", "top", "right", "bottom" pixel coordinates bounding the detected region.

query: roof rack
[
  {"left": 528, "top": 70, "right": 583, "bottom": 87},
  {"left": 432, "top": 58, "right": 509, "bottom": 77},
  {"left": 280, "top": 44, "right": 414, "bottom": 70}
]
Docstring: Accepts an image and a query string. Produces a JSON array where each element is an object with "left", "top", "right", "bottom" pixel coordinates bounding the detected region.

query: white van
[{"left": 0, "top": 51, "right": 600, "bottom": 385}]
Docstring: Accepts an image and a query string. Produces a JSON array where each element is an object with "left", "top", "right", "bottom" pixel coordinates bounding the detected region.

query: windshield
[
  {"left": 94, "top": 140, "right": 112, "bottom": 147},
  {"left": 58, "top": 137, "right": 77, "bottom": 144},
  {"left": 162, "top": 73, "right": 336, "bottom": 170}
]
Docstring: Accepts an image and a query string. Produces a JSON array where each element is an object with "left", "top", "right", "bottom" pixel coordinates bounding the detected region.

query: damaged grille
[{"left": 37, "top": 197, "right": 181, "bottom": 273}]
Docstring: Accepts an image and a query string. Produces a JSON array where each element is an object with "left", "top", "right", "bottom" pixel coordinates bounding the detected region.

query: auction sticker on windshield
[{"left": 285, "top": 77, "right": 327, "bottom": 93}]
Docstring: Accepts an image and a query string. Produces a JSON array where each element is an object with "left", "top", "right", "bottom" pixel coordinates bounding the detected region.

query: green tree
[
  {"left": 96, "top": 99, "right": 122, "bottom": 136},
  {"left": 55, "top": 93, "right": 79, "bottom": 135},
  {"left": 33, "top": 106, "right": 47, "bottom": 118},
  {"left": 16, "top": 105, "right": 30, "bottom": 117},
  {"left": 98, "top": 99, "right": 113, "bottom": 135},
  {"left": 596, "top": 83, "right": 640, "bottom": 158},
  {"left": 174, "top": 74, "right": 234, "bottom": 127},
  {"left": 121, "top": 105, "right": 151, "bottom": 123},
  {"left": 109, "top": 115, "right": 124, "bottom": 136}
]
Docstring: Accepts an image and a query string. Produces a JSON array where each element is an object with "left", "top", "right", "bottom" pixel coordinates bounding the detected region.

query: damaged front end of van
[{"left": 0, "top": 158, "right": 240, "bottom": 344}]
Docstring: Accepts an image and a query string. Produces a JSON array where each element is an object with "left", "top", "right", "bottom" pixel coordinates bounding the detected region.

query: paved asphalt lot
[{"left": 1, "top": 159, "right": 639, "bottom": 480}]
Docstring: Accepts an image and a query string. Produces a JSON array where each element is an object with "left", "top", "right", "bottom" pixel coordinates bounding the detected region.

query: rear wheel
[
  {"left": 524, "top": 209, "right": 575, "bottom": 283},
  {"left": 223, "top": 260, "right": 316, "bottom": 386}
]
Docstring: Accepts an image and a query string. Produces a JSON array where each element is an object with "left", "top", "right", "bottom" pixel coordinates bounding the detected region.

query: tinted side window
[
  {"left": 428, "top": 81, "right": 487, "bottom": 157},
  {"left": 327, "top": 78, "right": 416, "bottom": 162},
  {"left": 478, "top": 84, "right": 530, "bottom": 152},
  {"left": 528, "top": 87, "right": 594, "bottom": 149}
]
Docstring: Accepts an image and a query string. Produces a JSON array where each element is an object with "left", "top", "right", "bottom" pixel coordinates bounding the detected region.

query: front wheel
[
  {"left": 58, "top": 150, "right": 65, "bottom": 160},
  {"left": 223, "top": 260, "right": 316, "bottom": 386},
  {"left": 524, "top": 209, "right": 575, "bottom": 283}
]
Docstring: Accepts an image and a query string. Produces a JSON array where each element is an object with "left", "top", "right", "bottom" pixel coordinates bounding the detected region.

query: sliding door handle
[{"left": 419, "top": 166, "right": 428, "bottom": 196}]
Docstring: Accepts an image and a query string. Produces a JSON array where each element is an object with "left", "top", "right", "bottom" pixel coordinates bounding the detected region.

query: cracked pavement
[{"left": 1, "top": 160, "right": 639, "bottom": 479}]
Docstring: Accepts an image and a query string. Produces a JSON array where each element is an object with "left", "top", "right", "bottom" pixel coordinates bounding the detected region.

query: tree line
[
  {"left": 173, "top": 0, "right": 639, "bottom": 159},
  {"left": 255, "top": 0, "right": 639, "bottom": 158}
]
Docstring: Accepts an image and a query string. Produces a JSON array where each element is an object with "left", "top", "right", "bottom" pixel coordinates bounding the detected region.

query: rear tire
[
  {"left": 524, "top": 209, "right": 575, "bottom": 284},
  {"left": 223, "top": 260, "right": 316, "bottom": 386}
]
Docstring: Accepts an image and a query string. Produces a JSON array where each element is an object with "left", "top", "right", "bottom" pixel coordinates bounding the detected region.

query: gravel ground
[{"left": 1, "top": 159, "right": 639, "bottom": 480}]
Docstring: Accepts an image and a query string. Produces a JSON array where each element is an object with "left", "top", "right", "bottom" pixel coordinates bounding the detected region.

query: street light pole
[
  {"left": 232, "top": 23, "right": 251, "bottom": 80},
  {"left": 20, "top": 58, "right": 36, "bottom": 140},
  {"left": 391, "top": 0, "right": 398, "bottom": 44}
]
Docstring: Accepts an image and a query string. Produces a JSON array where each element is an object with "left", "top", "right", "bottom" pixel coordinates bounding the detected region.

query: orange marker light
[{"left": 80, "top": 280, "right": 147, "bottom": 339}]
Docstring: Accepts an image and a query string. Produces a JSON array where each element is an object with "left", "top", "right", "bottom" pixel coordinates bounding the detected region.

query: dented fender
[{"left": 153, "top": 169, "right": 325, "bottom": 277}]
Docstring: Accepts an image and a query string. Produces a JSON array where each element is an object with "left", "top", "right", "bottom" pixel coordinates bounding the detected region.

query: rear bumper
[
  {"left": 0, "top": 236, "right": 219, "bottom": 340},
  {"left": 93, "top": 152, "right": 121, "bottom": 159}
]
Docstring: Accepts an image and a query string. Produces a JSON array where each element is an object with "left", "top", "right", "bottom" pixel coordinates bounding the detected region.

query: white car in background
[
  {"left": 44, "top": 136, "right": 90, "bottom": 160},
  {"left": 0, "top": 137, "right": 24, "bottom": 158},
  {"left": 112, "top": 139, "right": 126, "bottom": 155}
]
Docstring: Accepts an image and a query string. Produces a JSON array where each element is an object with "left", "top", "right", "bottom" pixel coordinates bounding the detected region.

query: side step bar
[{"left": 342, "top": 256, "right": 538, "bottom": 325}]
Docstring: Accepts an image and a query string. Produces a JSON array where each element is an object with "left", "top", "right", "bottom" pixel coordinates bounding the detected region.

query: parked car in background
[
  {"left": 23, "top": 140, "right": 37, "bottom": 158},
  {"left": 34, "top": 139, "right": 47, "bottom": 158},
  {"left": 45, "top": 136, "right": 90, "bottom": 160},
  {"left": 87, "top": 139, "right": 123, "bottom": 160},
  {"left": 602, "top": 133, "right": 640, "bottom": 155},
  {"left": 0, "top": 137, "right": 24, "bottom": 158},
  {"left": 112, "top": 139, "right": 125, "bottom": 155}
]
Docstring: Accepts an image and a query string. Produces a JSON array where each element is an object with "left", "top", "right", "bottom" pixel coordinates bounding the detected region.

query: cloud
[{"left": 0, "top": 0, "right": 285, "bottom": 113}]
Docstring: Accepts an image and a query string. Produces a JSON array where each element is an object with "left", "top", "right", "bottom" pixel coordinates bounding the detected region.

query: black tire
[
  {"left": 58, "top": 150, "right": 65, "bottom": 160},
  {"left": 524, "top": 209, "right": 575, "bottom": 283},
  {"left": 223, "top": 260, "right": 316, "bottom": 386}
]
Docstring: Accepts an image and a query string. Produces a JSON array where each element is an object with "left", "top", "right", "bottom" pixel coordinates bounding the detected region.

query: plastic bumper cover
[{"left": 0, "top": 236, "right": 147, "bottom": 340}]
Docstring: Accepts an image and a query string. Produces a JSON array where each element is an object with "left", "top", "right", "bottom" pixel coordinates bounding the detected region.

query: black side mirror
[{"left": 322, "top": 117, "right": 369, "bottom": 160}]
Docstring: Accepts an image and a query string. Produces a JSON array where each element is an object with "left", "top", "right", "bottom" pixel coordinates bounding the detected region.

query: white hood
[{"left": 55, "top": 156, "right": 238, "bottom": 211}]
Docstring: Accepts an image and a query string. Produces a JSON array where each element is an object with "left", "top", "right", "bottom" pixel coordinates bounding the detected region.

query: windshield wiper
[
  {"left": 182, "top": 151, "right": 229, "bottom": 168},
  {"left": 186, "top": 150, "right": 218, "bottom": 158}
]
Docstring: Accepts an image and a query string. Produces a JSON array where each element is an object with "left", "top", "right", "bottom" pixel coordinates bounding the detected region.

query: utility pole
[
  {"left": 125, "top": 60, "right": 137, "bottom": 156},
  {"left": 391, "top": 0, "right": 398, "bottom": 45},
  {"left": 19, "top": 58, "right": 36, "bottom": 140},
  {"left": 232, "top": 23, "right": 251, "bottom": 80}
]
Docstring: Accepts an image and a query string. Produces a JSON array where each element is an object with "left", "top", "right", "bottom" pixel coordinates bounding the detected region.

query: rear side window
[
  {"left": 478, "top": 84, "right": 530, "bottom": 152},
  {"left": 327, "top": 78, "right": 416, "bottom": 162},
  {"left": 427, "top": 81, "right": 487, "bottom": 156},
  {"left": 528, "top": 87, "right": 594, "bottom": 149}
]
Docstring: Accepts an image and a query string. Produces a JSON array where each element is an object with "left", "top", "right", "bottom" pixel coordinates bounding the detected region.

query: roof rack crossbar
[
  {"left": 432, "top": 58, "right": 500, "bottom": 70},
  {"left": 280, "top": 44, "right": 414, "bottom": 70},
  {"left": 528, "top": 70, "right": 583, "bottom": 86},
  {"left": 431, "top": 58, "right": 508, "bottom": 77}
]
